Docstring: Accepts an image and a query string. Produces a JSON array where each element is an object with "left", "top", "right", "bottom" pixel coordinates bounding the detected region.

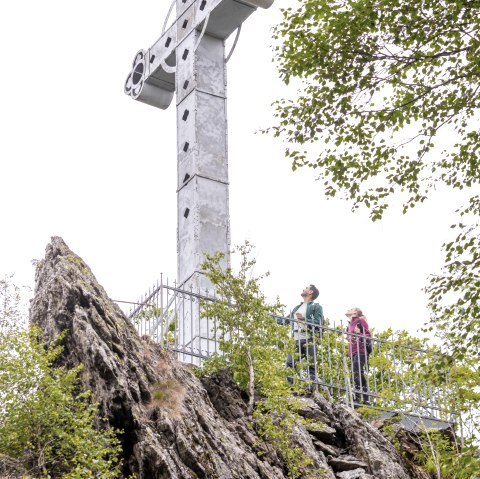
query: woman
[{"left": 346, "top": 307, "right": 372, "bottom": 406}]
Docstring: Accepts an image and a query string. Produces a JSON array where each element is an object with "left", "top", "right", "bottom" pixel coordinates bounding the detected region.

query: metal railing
[
  {"left": 127, "top": 278, "right": 458, "bottom": 425},
  {"left": 127, "top": 275, "right": 221, "bottom": 360},
  {"left": 275, "top": 317, "right": 456, "bottom": 424}
]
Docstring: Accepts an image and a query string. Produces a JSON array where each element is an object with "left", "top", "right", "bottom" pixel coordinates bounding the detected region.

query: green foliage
[
  {"left": 422, "top": 198, "right": 480, "bottom": 438},
  {"left": 368, "top": 329, "right": 442, "bottom": 412},
  {"left": 135, "top": 305, "right": 163, "bottom": 323},
  {"left": 270, "top": 0, "right": 480, "bottom": 220},
  {"left": 414, "top": 430, "right": 480, "bottom": 479},
  {"left": 383, "top": 410, "right": 480, "bottom": 478},
  {"left": 200, "top": 242, "right": 295, "bottom": 409},
  {"left": 362, "top": 328, "right": 479, "bottom": 439},
  {"left": 0, "top": 276, "right": 123, "bottom": 478},
  {"left": 424, "top": 197, "right": 480, "bottom": 361},
  {"left": 270, "top": 0, "right": 480, "bottom": 440},
  {"left": 0, "top": 274, "right": 28, "bottom": 331},
  {"left": 200, "top": 243, "right": 322, "bottom": 478}
]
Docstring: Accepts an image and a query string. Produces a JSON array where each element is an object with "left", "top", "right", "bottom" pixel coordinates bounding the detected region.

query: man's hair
[
  {"left": 309, "top": 284, "right": 319, "bottom": 300},
  {"left": 352, "top": 307, "right": 363, "bottom": 317}
]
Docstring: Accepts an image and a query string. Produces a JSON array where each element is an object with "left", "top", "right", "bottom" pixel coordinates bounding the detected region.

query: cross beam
[
  {"left": 125, "top": 0, "right": 274, "bottom": 359},
  {"left": 125, "top": 0, "right": 273, "bottom": 110}
]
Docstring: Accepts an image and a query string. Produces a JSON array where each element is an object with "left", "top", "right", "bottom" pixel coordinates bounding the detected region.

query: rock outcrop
[{"left": 30, "top": 237, "right": 420, "bottom": 478}]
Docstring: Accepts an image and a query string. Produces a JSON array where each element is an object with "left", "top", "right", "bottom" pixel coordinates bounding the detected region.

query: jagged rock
[
  {"left": 30, "top": 238, "right": 285, "bottom": 478},
  {"left": 305, "top": 421, "right": 339, "bottom": 445},
  {"left": 327, "top": 454, "right": 368, "bottom": 471},
  {"left": 370, "top": 418, "right": 386, "bottom": 429},
  {"left": 296, "top": 396, "right": 332, "bottom": 424},
  {"left": 0, "top": 454, "right": 25, "bottom": 479},
  {"left": 312, "top": 439, "right": 343, "bottom": 457},
  {"left": 200, "top": 369, "right": 249, "bottom": 421},
  {"left": 312, "top": 391, "right": 336, "bottom": 420},
  {"left": 332, "top": 404, "right": 412, "bottom": 479},
  {"left": 29, "top": 237, "right": 423, "bottom": 478},
  {"left": 290, "top": 425, "right": 336, "bottom": 479},
  {"left": 336, "top": 469, "right": 375, "bottom": 479}
]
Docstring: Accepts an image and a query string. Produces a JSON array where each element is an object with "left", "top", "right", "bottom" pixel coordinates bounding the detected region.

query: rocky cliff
[{"left": 29, "top": 237, "right": 422, "bottom": 479}]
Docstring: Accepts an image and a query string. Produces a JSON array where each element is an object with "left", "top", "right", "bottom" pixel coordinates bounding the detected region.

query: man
[
  {"left": 286, "top": 285, "right": 324, "bottom": 385},
  {"left": 346, "top": 307, "right": 372, "bottom": 406}
]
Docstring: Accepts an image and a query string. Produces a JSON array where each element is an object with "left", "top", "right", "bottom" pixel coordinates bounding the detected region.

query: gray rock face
[
  {"left": 29, "top": 237, "right": 420, "bottom": 478},
  {"left": 327, "top": 455, "right": 368, "bottom": 472},
  {"left": 0, "top": 455, "right": 25, "bottom": 479},
  {"left": 331, "top": 404, "right": 412, "bottom": 479},
  {"left": 336, "top": 469, "right": 375, "bottom": 479}
]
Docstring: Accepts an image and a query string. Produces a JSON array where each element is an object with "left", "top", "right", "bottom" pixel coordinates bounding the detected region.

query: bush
[{"left": 0, "top": 326, "right": 123, "bottom": 478}]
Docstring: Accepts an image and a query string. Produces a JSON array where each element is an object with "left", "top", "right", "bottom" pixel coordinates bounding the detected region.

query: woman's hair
[{"left": 351, "top": 307, "right": 363, "bottom": 317}]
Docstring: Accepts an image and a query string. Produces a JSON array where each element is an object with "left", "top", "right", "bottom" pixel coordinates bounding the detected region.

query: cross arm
[
  {"left": 124, "top": 0, "right": 275, "bottom": 110},
  {"left": 124, "top": 21, "right": 177, "bottom": 110}
]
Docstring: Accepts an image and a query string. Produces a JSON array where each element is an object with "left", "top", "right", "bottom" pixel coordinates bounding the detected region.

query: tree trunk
[{"left": 246, "top": 348, "right": 255, "bottom": 414}]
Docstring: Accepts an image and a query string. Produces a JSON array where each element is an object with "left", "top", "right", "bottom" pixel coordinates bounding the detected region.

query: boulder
[{"left": 29, "top": 237, "right": 423, "bottom": 479}]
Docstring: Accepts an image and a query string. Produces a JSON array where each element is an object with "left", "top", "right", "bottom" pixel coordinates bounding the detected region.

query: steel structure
[{"left": 125, "top": 0, "right": 274, "bottom": 361}]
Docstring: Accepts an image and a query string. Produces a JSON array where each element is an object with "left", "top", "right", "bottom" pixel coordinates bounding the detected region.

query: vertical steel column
[
  {"left": 176, "top": 0, "right": 230, "bottom": 361},
  {"left": 125, "top": 0, "right": 275, "bottom": 361}
]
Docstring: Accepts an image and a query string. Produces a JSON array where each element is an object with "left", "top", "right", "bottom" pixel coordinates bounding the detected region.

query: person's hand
[{"left": 295, "top": 312, "right": 305, "bottom": 321}]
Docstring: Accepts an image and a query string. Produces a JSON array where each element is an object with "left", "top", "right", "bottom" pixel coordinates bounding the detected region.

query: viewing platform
[{"left": 125, "top": 276, "right": 458, "bottom": 433}]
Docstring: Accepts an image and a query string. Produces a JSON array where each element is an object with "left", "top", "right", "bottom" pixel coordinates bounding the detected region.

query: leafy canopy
[
  {"left": 270, "top": 0, "right": 480, "bottom": 220},
  {"left": 270, "top": 0, "right": 480, "bottom": 401},
  {"left": 424, "top": 196, "right": 480, "bottom": 363}
]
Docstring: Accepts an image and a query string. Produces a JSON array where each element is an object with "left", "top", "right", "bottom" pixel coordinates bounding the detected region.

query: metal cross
[{"left": 125, "top": 0, "right": 274, "bottom": 359}]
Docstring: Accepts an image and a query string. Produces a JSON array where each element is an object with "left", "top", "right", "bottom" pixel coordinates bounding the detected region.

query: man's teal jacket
[{"left": 290, "top": 301, "right": 324, "bottom": 326}]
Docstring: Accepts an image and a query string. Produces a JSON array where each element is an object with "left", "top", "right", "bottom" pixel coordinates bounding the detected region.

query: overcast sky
[{"left": 0, "top": 0, "right": 469, "bottom": 336}]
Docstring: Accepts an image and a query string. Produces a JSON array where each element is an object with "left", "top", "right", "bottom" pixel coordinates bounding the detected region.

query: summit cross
[{"left": 125, "top": 0, "right": 274, "bottom": 359}]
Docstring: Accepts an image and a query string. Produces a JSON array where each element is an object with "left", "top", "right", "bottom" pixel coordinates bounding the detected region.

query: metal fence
[
  {"left": 127, "top": 277, "right": 457, "bottom": 426},
  {"left": 127, "top": 275, "right": 221, "bottom": 361}
]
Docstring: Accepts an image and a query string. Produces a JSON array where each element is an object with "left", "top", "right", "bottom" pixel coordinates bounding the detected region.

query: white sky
[{"left": 0, "top": 0, "right": 471, "bottom": 336}]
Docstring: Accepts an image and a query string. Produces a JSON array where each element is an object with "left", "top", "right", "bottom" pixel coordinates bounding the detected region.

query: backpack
[{"left": 355, "top": 319, "right": 373, "bottom": 356}]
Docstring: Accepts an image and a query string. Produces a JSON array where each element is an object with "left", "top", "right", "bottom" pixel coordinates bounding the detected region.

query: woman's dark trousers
[{"left": 351, "top": 353, "right": 370, "bottom": 404}]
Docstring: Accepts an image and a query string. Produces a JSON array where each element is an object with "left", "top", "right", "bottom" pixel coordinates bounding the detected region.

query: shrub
[{"left": 0, "top": 326, "right": 123, "bottom": 478}]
